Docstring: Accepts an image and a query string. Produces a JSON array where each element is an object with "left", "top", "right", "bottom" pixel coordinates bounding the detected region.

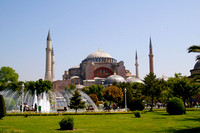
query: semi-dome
[
  {"left": 86, "top": 50, "right": 112, "bottom": 59},
  {"left": 105, "top": 74, "right": 126, "bottom": 84},
  {"left": 194, "top": 60, "right": 200, "bottom": 69},
  {"left": 126, "top": 77, "right": 144, "bottom": 84}
]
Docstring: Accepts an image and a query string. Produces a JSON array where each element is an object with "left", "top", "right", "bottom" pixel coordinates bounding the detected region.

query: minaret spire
[
  {"left": 149, "top": 37, "right": 154, "bottom": 73},
  {"left": 47, "top": 30, "right": 51, "bottom": 41},
  {"left": 135, "top": 50, "right": 139, "bottom": 78},
  {"left": 45, "top": 30, "right": 52, "bottom": 81},
  {"left": 149, "top": 37, "right": 152, "bottom": 49}
]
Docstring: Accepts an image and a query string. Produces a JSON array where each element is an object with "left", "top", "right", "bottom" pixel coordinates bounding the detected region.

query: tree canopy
[
  {"left": 69, "top": 90, "right": 85, "bottom": 113},
  {"left": 65, "top": 84, "right": 76, "bottom": 92},
  {"left": 89, "top": 94, "right": 98, "bottom": 105},
  {"left": 26, "top": 79, "right": 52, "bottom": 96},
  {"left": 143, "top": 73, "right": 161, "bottom": 111},
  {"left": 188, "top": 45, "right": 200, "bottom": 60},
  {"left": 0, "top": 66, "right": 19, "bottom": 90},
  {"left": 168, "top": 73, "right": 200, "bottom": 106},
  {"left": 83, "top": 85, "right": 104, "bottom": 101},
  {"left": 104, "top": 85, "right": 123, "bottom": 106}
]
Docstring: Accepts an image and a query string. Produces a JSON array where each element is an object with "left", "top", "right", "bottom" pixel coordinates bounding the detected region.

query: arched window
[{"left": 94, "top": 67, "right": 113, "bottom": 78}]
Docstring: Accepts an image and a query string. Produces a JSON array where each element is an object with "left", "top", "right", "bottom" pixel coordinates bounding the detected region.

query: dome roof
[
  {"left": 194, "top": 60, "right": 200, "bottom": 69},
  {"left": 70, "top": 76, "right": 80, "bottom": 80},
  {"left": 86, "top": 50, "right": 112, "bottom": 59},
  {"left": 105, "top": 74, "right": 126, "bottom": 84},
  {"left": 71, "top": 65, "right": 80, "bottom": 69},
  {"left": 126, "top": 77, "right": 144, "bottom": 84}
]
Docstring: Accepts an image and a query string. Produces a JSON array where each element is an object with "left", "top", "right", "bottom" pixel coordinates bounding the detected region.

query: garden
[
  {"left": 1, "top": 66, "right": 200, "bottom": 132},
  {"left": 0, "top": 110, "right": 200, "bottom": 133}
]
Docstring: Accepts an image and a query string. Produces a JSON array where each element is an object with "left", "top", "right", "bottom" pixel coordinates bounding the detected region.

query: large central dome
[
  {"left": 86, "top": 50, "right": 112, "bottom": 59},
  {"left": 82, "top": 49, "right": 117, "bottom": 63}
]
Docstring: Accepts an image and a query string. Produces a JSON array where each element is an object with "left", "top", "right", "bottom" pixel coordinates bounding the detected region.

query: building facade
[
  {"left": 62, "top": 49, "right": 127, "bottom": 85},
  {"left": 46, "top": 32, "right": 154, "bottom": 90}
]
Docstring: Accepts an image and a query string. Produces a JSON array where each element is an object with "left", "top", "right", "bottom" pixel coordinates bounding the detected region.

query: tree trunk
[
  {"left": 150, "top": 95, "right": 154, "bottom": 111},
  {"left": 189, "top": 97, "right": 192, "bottom": 108}
]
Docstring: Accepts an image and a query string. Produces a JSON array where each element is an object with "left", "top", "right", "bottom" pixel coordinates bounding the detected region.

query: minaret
[
  {"left": 135, "top": 51, "right": 139, "bottom": 78},
  {"left": 149, "top": 37, "right": 154, "bottom": 73},
  {"left": 51, "top": 47, "right": 55, "bottom": 81},
  {"left": 45, "top": 30, "right": 52, "bottom": 81}
]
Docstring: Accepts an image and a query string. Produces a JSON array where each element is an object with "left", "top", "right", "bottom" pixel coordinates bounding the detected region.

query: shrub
[
  {"left": 133, "top": 111, "right": 141, "bottom": 118},
  {"left": 59, "top": 117, "right": 74, "bottom": 130},
  {"left": 0, "top": 95, "right": 6, "bottom": 119},
  {"left": 167, "top": 97, "right": 185, "bottom": 115},
  {"left": 130, "top": 99, "right": 145, "bottom": 111},
  {"left": 24, "top": 113, "right": 28, "bottom": 118}
]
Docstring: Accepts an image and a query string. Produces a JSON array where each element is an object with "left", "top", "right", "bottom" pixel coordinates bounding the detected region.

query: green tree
[
  {"left": 69, "top": 90, "right": 85, "bottom": 113},
  {"left": 104, "top": 85, "right": 123, "bottom": 106},
  {"left": 7, "top": 81, "right": 24, "bottom": 92},
  {"left": 131, "top": 82, "right": 144, "bottom": 99},
  {"left": 25, "top": 79, "right": 52, "bottom": 96},
  {"left": 87, "top": 85, "right": 104, "bottom": 101},
  {"left": 118, "top": 83, "right": 134, "bottom": 109},
  {"left": 188, "top": 45, "right": 200, "bottom": 60},
  {"left": 187, "top": 81, "right": 200, "bottom": 107},
  {"left": 160, "top": 87, "right": 173, "bottom": 104},
  {"left": 168, "top": 73, "right": 200, "bottom": 106},
  {"left": 0, "top": 95, "right": 6, "bottom": 119},
  {"left": 0, "top": 66, "right": 19, "bottom": 90},
  {"left": 82, "top": 87, "right": 89, "bottom": 94},
  {"left": 32, "top": 79, "right": 52, "bottom": 96},
  {"left": 26, "top": 81, "right": 36, "bottom": 95},
  {"left": 65, "top": 84, "right": 76, "bottom": 92},
  {"left": 117, "top": 82, "right": 145, "bottom": 109},
  {"left": 143, "top": 73, "right": 161, "bottom": 111}
]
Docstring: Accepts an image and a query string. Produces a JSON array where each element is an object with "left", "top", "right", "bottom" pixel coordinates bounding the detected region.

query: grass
[{"left": 0, "top": 111, "right": 200, "bottom": 133}]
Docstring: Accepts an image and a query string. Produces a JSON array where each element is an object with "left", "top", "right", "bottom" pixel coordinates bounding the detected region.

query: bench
[
  {"left": 57, "top": 107, "right": 67, "bottom": 113},
  {"left": 86, "top": 107, "right": 94, "bottom": 112}
]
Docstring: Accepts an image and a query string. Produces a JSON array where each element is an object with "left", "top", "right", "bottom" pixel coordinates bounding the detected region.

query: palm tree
[{"left": 188, "top": 45, "right": 200, "bottom": 60}]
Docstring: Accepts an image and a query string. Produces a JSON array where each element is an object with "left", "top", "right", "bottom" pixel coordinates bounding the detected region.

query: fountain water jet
[{"left": 0, "top": 89, "right": 98, "bottom": 113}]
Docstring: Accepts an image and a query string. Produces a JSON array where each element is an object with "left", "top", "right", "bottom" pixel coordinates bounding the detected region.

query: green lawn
[{"left": 0, "top": 111, "right": 200, "bottom": 133}]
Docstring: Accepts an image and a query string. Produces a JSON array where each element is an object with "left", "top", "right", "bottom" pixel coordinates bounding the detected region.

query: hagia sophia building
[{"left": 44, "top": 31, "right": 154, "bottom": 90}]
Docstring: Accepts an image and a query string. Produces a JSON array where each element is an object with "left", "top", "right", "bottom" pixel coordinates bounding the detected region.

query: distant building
[
  {"left": 44, "top": 31, "right": 154, "bottom": 90},
  {"left": 190, "top": 59, "right": 200, "bottom": 78},
  {"left": 62, "top": 49, "right": 127, "bottom": 86}
]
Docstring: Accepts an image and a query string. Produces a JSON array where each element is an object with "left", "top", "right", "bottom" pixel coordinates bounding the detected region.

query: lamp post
[
  {"left": 124, "top": 88, "right": 127, "bottom": 112},
  {"left": 21, "top": 83, "right": 24, "bottom": 113}
]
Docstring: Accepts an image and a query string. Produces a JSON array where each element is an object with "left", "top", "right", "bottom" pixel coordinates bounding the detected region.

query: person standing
[{"left": 34, "top": 103, "right": 37, "bottom": 113}]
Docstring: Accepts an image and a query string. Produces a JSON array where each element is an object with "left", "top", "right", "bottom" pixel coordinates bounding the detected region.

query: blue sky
[{"left": 0, "top": 0, "right": 200, "bottom": 81}]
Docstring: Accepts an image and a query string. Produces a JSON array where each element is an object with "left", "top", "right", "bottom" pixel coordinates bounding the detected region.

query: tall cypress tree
[
  {"left": 69, "top": 90, "right": 85, "bottom": 113},
  {"left": 0, "top": 95, "right": 6, "bottom": 119}
]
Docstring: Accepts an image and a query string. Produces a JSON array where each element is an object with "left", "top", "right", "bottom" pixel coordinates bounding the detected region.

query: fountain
[{"left": 0, "top": 89, "right": 98, "bottom": 113}]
